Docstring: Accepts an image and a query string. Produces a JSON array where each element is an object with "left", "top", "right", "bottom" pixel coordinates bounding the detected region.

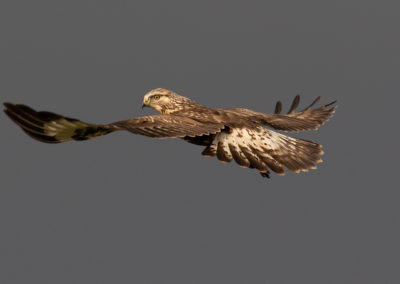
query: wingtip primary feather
[
  {"left": 296, "top": 96, "right": 322, "bottom": 112},
  {"left": 287, "top": 94, "right": 300, "bottom": 113},
  {"left": 274, "top": 101, "right": 282, "bottom": 114},
  {"left": 324, "top": 100, "right": 337, "bottom": 108}
]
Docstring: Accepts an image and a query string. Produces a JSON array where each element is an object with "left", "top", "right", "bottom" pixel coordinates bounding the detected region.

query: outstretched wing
[
  {"left": 111, "top": 115, "right": 224, "bottom": 138},
  {"left": 202, "top": 126, "right": 324, "bottom": 177},
  {"left": 255, "top": 95, "right": 337, "bottom": 132},
  {"left": 3, "top": 103, "right": 115, "bottom": 143},
  {"left": 3, "top": 103, "right": 224, "bottom": 143}
]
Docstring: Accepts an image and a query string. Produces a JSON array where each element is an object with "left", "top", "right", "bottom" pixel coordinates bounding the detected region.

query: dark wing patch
[{"left": 3, "top": 103, "right": 114, "bottom": 143}]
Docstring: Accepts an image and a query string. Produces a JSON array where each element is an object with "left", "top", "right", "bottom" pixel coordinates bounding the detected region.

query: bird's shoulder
[{"left": 170, "top": 106, "right": 260, "bottom": 127}]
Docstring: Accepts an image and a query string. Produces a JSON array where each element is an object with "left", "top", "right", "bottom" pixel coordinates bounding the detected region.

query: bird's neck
[{"left": 159, "top": 99, "right": 203, "bottom": 114}]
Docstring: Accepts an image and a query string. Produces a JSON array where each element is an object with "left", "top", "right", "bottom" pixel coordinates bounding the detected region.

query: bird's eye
[{"left": 153, "top": 95, "right": 160, "bottom": 100}]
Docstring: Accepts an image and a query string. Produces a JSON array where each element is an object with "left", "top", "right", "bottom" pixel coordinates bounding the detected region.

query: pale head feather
[{"left": 142, "top": 88, "right": 198, "bottom": 114}]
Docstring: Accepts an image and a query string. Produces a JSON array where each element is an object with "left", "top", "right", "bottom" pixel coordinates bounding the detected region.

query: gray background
[{"left": 1, "top": 0, "right": 399, "bottom": 283}]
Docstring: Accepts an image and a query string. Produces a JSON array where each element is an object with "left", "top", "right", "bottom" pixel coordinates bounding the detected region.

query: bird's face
[
  {"left": 142, "top": 88, "right": 192, "bottom": 114},
  {"left": 142, "top": 88, "right": 173, "bottom": 113}
]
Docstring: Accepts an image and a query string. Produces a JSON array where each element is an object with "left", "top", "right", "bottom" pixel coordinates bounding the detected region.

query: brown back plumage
[{"left": 3, "top": 88, "right": 337, "bottom": 178}]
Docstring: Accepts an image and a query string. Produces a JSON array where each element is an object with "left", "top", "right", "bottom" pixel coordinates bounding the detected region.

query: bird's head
[{"left": 142, "top": 88, "right": 197, "bottom": 114}]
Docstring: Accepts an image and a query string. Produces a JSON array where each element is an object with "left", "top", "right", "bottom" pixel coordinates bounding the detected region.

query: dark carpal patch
[{"left": 72, "top": 127, "right": 113, "bottom": 141}]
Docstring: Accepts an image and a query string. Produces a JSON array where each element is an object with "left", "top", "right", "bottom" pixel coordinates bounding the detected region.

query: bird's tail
[{"left": 3, "top": 103, "right": 116, "bottom": 143}]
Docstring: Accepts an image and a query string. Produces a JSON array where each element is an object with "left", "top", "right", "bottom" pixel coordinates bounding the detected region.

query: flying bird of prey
[{"left": 3, "top": 88, "right": 336, "bottom": 178}]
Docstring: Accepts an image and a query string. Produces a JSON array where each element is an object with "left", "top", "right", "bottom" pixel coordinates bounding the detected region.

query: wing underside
[{"left": 202, "top": 126, "right": 324, "bottom": 177}]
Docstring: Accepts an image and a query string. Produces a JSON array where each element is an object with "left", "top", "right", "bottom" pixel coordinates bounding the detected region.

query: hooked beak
[{"left": 142, "top": 98, "right": 149, "bottom": 109}]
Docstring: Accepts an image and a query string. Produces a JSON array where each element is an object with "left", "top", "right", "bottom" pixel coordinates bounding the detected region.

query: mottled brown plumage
[{"left": 3, "top": 88, "right": 337, "bottom": 178}]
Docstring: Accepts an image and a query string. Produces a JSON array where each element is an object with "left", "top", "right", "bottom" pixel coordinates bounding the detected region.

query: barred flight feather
[
  {"left": 4, "top": 88, "right": 336, "bottom": 178},
  {"left": 203, "top": 127, "right": 324, "bottom": 176}
]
